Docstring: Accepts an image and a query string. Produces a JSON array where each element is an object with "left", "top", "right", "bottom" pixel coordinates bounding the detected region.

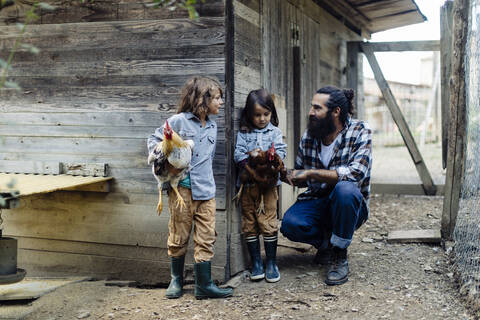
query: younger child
[
  {"left": 147, "top": 76, "right": 232, "bottom": 299},
  {"left": 234, "top": 88, "right": 287, "bottom": 282}
]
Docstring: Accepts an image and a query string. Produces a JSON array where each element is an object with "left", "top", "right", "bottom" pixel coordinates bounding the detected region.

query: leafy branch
[
  {"left": 150, "top": 0, "right": 203, "bottom": 19},
  {"left": 0, "top": 1, "right": 55, "bottom": 90}
]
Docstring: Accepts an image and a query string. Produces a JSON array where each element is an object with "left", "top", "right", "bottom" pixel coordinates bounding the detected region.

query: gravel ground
[{"left": 19, "top": 194, "right": 476, "bottom": 320}]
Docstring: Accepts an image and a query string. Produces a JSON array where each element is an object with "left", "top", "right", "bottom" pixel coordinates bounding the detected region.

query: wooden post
[
  {"left": 440, "top": 1, "right": 454, "bottom": 170},
  {"left": 361, "top": 42, "right": 436, "bottom": 195},
  {"left": 347, "top": 41, "right": 361, "bottom": 119},
  {"left": 293, "top": 46, "right": 302, "bottom": 150},
  {"left": 442, "top": 0, "right": 469, "bottom": 240},
  {"left": 225, "top": 0, "right": 235, "bottom": 280}
]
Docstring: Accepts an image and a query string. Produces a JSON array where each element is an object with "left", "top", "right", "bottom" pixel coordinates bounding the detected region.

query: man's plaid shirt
[{"left": 295, "top": 117, "right": 372, "bottom": 209}]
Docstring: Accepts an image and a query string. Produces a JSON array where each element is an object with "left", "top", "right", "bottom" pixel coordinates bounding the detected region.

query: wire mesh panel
[
  {"left": 364, "top": 59, "right": 441, "bottom": 148},
  {"left": 453, "top": 0, "right": 480, "bottom": 305}
]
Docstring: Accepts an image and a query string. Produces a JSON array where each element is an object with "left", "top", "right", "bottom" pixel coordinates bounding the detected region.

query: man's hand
[{"left": 285, "top": 169, "right": 310, "bottom": 187}]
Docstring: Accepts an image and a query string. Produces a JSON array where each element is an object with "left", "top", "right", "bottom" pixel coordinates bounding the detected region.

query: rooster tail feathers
[
  {"left": 148, "top": 141, "right": 166, "bottom": 164},
  {"left": 147, "top": 153, "right": 155, "bottom": 165}
]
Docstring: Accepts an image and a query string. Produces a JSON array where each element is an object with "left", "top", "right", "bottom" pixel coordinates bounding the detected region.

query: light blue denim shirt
[
  {"left": 234, "top": 122, "right": 287, "bottom": 186},
  {"left": 147, "top": 112, "right": 217, "bottom": 201}
]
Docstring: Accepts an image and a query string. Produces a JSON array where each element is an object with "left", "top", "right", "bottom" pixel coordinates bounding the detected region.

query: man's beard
[{"left": 307, "top": 111, "right": 336, "bottom": 141}]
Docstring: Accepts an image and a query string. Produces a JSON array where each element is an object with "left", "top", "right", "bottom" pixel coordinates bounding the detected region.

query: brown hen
[{"left": 234, "top": 143, "right": 287, "bottom": 213}]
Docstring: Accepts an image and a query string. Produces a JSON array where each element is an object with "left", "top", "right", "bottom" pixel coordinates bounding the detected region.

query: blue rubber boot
[
  {"left": 264, "top": 235, "right": 280, "bottom": 283},
  {"left": 246, "top": 236, "right": 265, "bottom": 281}
]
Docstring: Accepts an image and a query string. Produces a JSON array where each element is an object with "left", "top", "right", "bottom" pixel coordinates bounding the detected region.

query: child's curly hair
[{"left": 177, "top": 76, "right": 223, "bottom": 118}]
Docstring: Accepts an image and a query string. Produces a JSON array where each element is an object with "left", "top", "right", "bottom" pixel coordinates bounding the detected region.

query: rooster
[
  {"left": 148, "top": 120, "right": 195, "bottom": 215},
  {"left": 234, "top": 143, "right": 287, "bottom": 214}
]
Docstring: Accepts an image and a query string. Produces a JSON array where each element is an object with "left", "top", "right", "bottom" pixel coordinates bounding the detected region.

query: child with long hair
[
  {"left": 234, "top": 88, "right": 287, "bottom": 282},
  {"left": 147, "top": 76, "right": 232, "bottom": 299}
]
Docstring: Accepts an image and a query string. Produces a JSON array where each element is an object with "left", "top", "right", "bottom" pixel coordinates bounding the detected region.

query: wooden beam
[
  {"left": 278, "top": 232, "right": 312, "bottom": 252},
  {"left": 371, "top": 183, "right": 444, "bottom": 196},
  {"left": 347, "top": 41, "right": 362, "bottom": 119},
  {"left": 62, "top": 180, "right": 111, "bottom": 193},
  {"left": 293, "top": 46, "right": 302, "bottom": 151},
  {"left": 225, "top": 0, "right": 235, "bottom": 280},
  {"left": 361, "top": 42, "right": 437, "bottom": 196},
  {"left": 387, "top": 229, "right": 441, "bottom": 244},
  {"left": 0, "top": 160, "right": 61, "bottom": 175},
  {"left": 357, "top": 40, "right": 440, "bottom": 52},
  {"left": 440, "top": 2, "right": 454, "bottom": 170},
  {"left": 367, "top": 11, "right": 426, "bottom": 34},
  {"left": 61, "top": 163, "right": 108, "bottom": 177},
  {"left": 442, "top": 0, "right": 469, "bottom": 240},
  {"left": 0, "top": 173, "right": 113, "bottom": 197}
]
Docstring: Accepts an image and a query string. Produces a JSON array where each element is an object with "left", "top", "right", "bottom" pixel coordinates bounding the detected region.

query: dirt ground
[{"left": 13, "top": 193, "right": 474, "bottom": 320}]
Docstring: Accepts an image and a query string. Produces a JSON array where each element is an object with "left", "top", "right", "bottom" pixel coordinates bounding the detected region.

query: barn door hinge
[{"left": 291, "top": 22, "right": 299, "bottom": 46}]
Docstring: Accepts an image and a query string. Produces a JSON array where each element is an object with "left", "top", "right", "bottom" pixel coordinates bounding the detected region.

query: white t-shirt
[
  {"left": 320, "top": 135, "right": 340, "bottom": 168},
  {"left": 319, "top": 135, "right": 340, "bottom": 189}
]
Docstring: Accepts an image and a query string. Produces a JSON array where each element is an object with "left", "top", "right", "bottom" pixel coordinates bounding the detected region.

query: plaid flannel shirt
[{"left": 295, "top": 117, "right": 372, "bottom": 209}]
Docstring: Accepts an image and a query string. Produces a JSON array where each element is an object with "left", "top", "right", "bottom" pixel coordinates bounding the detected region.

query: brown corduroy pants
[
  {"left": 240, "top": 185, "right": 279, "bottom": 237},
  {"left": 167, "top": 187, "right": 216, "bottom": 262}
]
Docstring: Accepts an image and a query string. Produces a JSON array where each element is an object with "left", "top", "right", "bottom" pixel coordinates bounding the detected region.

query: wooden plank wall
[
  {"left": 229, "top": 0, "right": 262, "bottom": 275},
  {"left": 0, "top": 0, "right": 228, "bottom": 282}
]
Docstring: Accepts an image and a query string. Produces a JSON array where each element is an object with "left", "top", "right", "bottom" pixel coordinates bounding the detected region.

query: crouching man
[{"left": 281, "top": 85, "right": 372, "bottom": 285}]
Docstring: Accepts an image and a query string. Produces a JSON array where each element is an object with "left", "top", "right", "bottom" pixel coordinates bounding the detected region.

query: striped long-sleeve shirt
[{"left": 295, "top": 117, "right": 372, "bottom": 209}]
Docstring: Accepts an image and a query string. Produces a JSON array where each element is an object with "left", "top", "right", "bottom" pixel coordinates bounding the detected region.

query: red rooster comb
[
  {"left": 164, "top": 120, "right": 173, "bottom": 140},
  {"left": 267, "top": 142, "right": 275, "bottom": 161}
]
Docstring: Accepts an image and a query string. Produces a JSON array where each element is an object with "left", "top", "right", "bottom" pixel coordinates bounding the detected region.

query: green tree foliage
[
  {"left": 150, "top": 0, "right": 203, "bottom": 19},
  {"left": 0, "top": 1, "right": 51, "bottom": 89}
]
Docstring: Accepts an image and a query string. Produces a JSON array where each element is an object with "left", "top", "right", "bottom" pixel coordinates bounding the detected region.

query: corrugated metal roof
[
  {"left": 347, "top": 0, "right": 427, "bottom": 33},
  {"left": 0, "top": 173, "right": 112, "bottom": 197}
]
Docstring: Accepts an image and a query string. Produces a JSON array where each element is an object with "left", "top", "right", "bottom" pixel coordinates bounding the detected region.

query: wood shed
[{"left": 0, "top": 0, "right": 425, "bottom": 282}]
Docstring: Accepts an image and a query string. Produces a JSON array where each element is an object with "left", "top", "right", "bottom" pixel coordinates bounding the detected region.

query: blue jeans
[{"left": 280, "top": 181, "right": 368, "bottom": 249}]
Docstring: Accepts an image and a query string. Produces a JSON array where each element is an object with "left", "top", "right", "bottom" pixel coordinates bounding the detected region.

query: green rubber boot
[
  {"left": 165, "top": 256, "right": 184, "bottom": 299},
  {"left": 194, "top": 261, "right": 233, "bottom": 299}
]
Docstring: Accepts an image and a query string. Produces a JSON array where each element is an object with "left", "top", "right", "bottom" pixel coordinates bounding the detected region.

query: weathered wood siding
[
  {"left": 229, "top": 0, "right": 363, "bottom": 275},
  {"left": 0, "top": 1, "right": 228, "bottom": 282},
  {"left": 229, "top": 0, "right": 262, "bottom": 274},
  {"left": 262, "top": 0, "right": 362, "bottom": 143}
]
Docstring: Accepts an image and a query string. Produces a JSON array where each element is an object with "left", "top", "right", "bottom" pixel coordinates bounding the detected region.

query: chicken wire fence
[
  {"left": 453, "top": 0, "right": 480, "bottom": 306},
  {"left": 364, "top": 58, "right": 441, "bottom": 148}
]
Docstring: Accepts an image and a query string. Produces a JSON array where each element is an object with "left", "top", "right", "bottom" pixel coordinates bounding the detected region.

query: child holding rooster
[
  {"left": 147, "top": 76, "right": 233, "bottom": 299},
  {"left": 234, "top": 88, "right": 287, "bottom": 283}
]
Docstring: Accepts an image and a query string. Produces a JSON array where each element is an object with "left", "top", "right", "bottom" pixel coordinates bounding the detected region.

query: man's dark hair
[{"left": 316, "top": 86, "right": 355, "bottom": 123}]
